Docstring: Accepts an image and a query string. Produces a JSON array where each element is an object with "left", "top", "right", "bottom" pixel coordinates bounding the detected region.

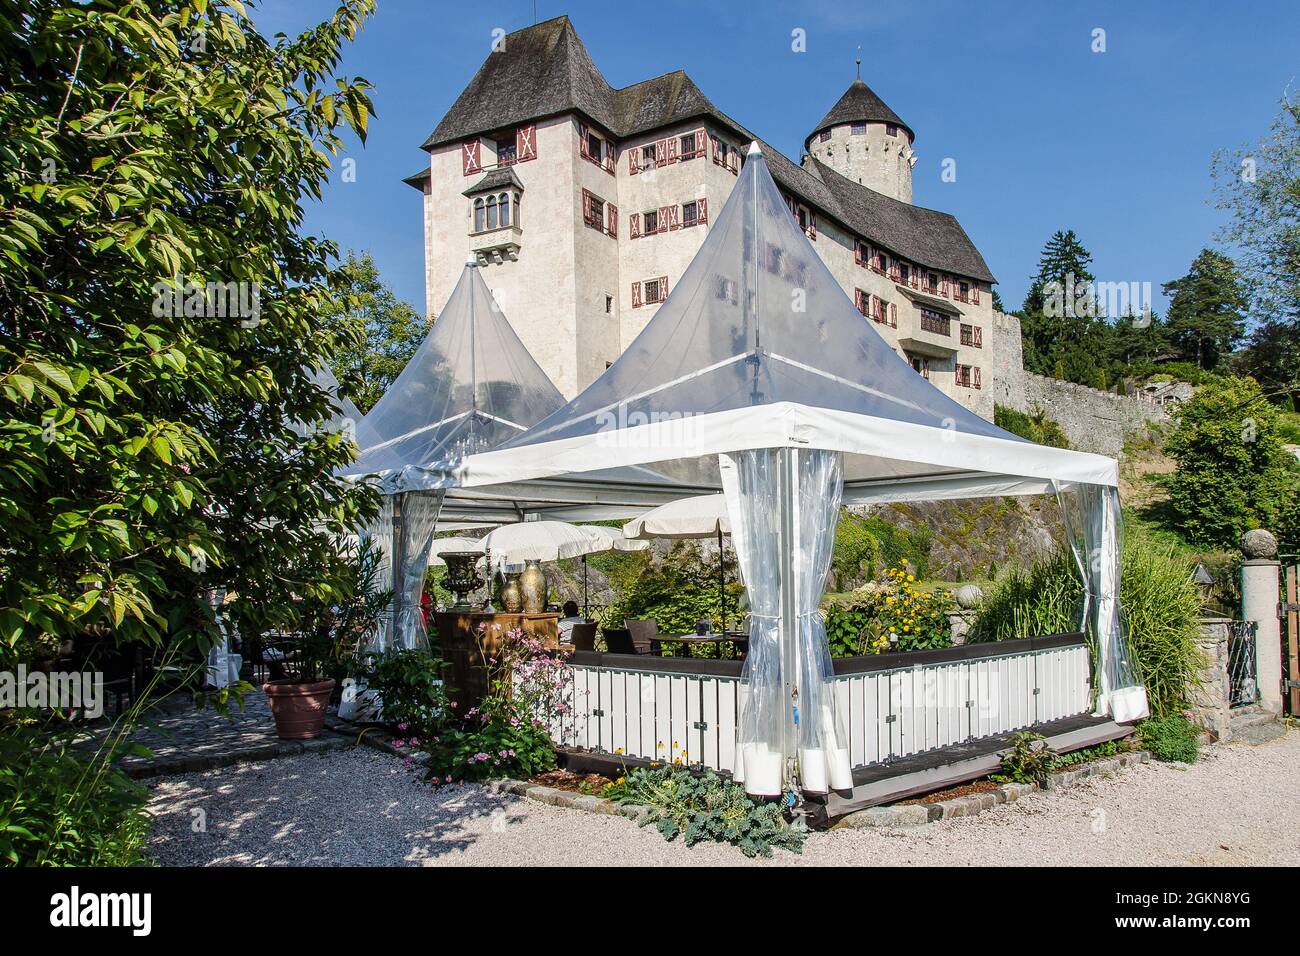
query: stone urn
[
  {"left": 520, "top": 559, "right": 546, "bottom": 613},
  {"left": 500, "top": 568, "right": 524, "bottom": 613},
  {"left": 442, "top": 551, "right": 484, "bottom": 609}
]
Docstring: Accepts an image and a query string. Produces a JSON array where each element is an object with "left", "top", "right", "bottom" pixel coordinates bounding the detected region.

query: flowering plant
[
  {"left": 824, "top": 564, "right": 953, "bottom": 656},
  {"left": 423, "top": 625, "right": 573, "bottom": 783}
]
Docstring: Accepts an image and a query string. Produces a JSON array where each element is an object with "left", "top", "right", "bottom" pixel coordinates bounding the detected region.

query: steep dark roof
[
  {"left": 804, "top": 158, "right": 994, "bottom": 283},
  {"left": 462, "top": 167, "right": 526, "bottom": 196},
  {"left": 402, "top": 167, "right": 431, "bottom": 191},
  {"left": 421, "top": 16, "right": 992, "bottom": 283},
  {"left": 807, "top": 78, "right": 913, "bottom": 144}
]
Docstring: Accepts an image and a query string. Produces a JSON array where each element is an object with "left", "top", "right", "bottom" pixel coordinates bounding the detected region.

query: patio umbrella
[
  {"left": 480, "top": 520, "right": 609, "bottom": 566},
  {"left": 575, "top": 525, "right": 649, "bottom": 617},
  {"left": 624, "top": 494, "right": 732, "bottom": 631}
]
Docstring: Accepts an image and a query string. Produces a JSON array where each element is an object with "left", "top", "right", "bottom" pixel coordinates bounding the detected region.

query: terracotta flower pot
[{"left": 263, "top": 678, "right": 336, "bottom": 740}]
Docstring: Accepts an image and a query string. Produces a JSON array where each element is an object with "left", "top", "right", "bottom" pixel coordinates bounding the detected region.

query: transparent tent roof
[
  {"left": 466, "top": 146, "right": 1116, "bottom": 491},
  {"left": 341, "top": 260, "right": 566, "bottom": 486}
]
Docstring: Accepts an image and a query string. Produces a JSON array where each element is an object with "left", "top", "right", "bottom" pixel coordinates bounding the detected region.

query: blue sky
[{"left": 255, "top": 0, "right": 1299, "bottom": 317}]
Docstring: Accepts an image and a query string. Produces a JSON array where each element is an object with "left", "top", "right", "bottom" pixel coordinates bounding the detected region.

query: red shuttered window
[
  {"left": 462, "top": 140, "right": 482, "bottom": 176},
  {"left": 630, "top": 212, "right": 641, "bottom": 239},
  {"left": 607, "top": 203, "right": 618, "bottom": 239},
  {"left": 631, "top": 281, "right": 642, "bottom": 308},
  {"left": 516, "top": 124, "right": 537, "bottom": 162}
]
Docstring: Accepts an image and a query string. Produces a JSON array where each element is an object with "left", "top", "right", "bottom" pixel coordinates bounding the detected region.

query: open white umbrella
[
  {"left": 623, "top": 494, "right": 733, "bottom": 631},
  {"left": 481, "top": 520, "right": 608, "bottom": 565},
  {"left": 623, "top": 494, "right": 729, "bottom": 539}
]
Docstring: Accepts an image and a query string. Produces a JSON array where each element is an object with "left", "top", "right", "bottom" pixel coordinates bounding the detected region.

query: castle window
[
  {"left": 682, "top": 201, "right": 698, "bottom": 227},
  {"left": 851, "top": 121, "right": 866, "bottom": 135},
  {"left": 854, "top": 240, "right": 869, "bottom": 266},
  {"left": 582, "top": 188, "right": 606, "bottom": 232},
  {"left": 642, "top": 144, "right": 657, "bottom": 167},
  {"left": 898, "top": 262, "right": 910, "bottom": 285},
  {"left": 886, "top": 124, "right": 899, "bottom": 137},
  {"left": 680, "top": 133, "right": 700, "bottom": 159},
  {"left": 587, "top": 131, "right": 603, "bottom": 162},
  {"left": 908, "top": 354, "right": 930, "bottom": 379},
  {"left": 925, "top": 272, "right": 940, "bottom": 294},
  {"left": 920, "top": 308, "right": 951, "bottom": 336},
  {"left": 473, "top": 198, "right": 485, "bottom": 232},
  {"left": 874, "top": 251, "right": 888, "bottom": 275},
  {"left": 642, "top": 209, "right": 659, "bottom": 234},
  {"left": 960, "top": 324, "right": 983, "bottom": 348},
  {"left": 634, "top": 276, "right": 669, "bottom": 308},
  {"left": 496, "top": 136, "right": 517, "bottom": 166},
  {"left": 955, "top": 364, "right": 981, "bottom": 388},
  {"left": 605, "top": 294, "right": 614, "bottom": 314},
  {"left": 954, "top": 280, "right": 971, "bottom": 303},
  {"left": 819, "top": 130, "right": 832, "bottom": 142}
]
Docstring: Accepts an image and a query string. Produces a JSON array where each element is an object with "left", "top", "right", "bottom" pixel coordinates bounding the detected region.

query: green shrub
[
  {"left": 969, "top": 532, "right": 1203, "bottom": 718},
  {"left": 0, "top": 722, "right": 151, "bottom": 866},
  {"left": 603, "top": 545, "right": 742, "bottom": 636},
  {"left": 823, "top": 565, "right": 953, "bottom": 657},
  {"left": 831, "top": 511, "right": 933, "bottom": 588},
  {"left": 995, "top": 403, "right": 1071, "bottom": 449},
  {"left": 609, "top": 765, "right": 806, "bottom": 858},
  {"left": 1136, "top": 714, "right": 1200, "bottom": 763},
  {"left": 992, "top": 731, "right": 1057, "bottom": 785},
  {"left": 1165, "top": 376, "right": 1299, "bottom": 548},
  {"left": 360, "top": 648, "right": 448, "bottom": 734}
]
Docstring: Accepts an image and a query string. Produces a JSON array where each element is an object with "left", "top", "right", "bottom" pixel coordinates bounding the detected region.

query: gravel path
[{"left": 145, "top": 728, "right": 1300, "bottom": 866}]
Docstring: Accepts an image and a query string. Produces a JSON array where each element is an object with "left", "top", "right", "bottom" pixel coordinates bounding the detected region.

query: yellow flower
[
  {"left": 615, "top": 748, "right": 623, "bottom": 755},
  {"left": 907, "top": 574, "right": 915, "bottom": 582}
]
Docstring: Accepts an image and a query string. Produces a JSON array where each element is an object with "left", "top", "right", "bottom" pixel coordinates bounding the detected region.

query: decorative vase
[
  {"left": 501, "top": 570, "right": 524, "bottom": 613},
  {"left": 520, "top": 559, "right": 546, "bottom": 613},
  {"left": 263, "top": 678, "right": 336, "bottom": 740},
  {"left": 442, "top": 551, "right": 484, "bottom": 609}
]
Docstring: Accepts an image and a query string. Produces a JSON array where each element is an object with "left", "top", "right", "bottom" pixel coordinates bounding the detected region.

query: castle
[{"left": 404, "top": 16, "right": 1007, "bottom": 416}]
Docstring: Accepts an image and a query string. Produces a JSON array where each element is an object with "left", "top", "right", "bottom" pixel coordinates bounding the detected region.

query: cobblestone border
[
  {"left": 126, "top": 732, "right": 350, "bottom": 779},
  {"left": 486, "top": 778, "right": 651, "bottom": 823},
  {"left": 835, "top": 751, "right": 1151, "bottom": 828}
]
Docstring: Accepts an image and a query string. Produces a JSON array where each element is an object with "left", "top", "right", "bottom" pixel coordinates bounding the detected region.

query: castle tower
[{"left": 804, "top": 68, "right": 915, "bottom": 204}]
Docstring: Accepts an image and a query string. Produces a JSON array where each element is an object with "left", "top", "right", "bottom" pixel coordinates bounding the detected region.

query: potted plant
[{"left": 261, "top": 541, "right": 391, "bottom": 740}]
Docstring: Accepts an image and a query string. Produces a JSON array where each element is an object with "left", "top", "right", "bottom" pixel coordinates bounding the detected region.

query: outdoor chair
[
  {"left": 570, "top": 622, "right": 597, "bottom": 652},
  {"left": 625, "top": 618, "right": 661, "bottom": 656},
  {"left": 602, "top": 627, "right": 635, "bottom": 655}
]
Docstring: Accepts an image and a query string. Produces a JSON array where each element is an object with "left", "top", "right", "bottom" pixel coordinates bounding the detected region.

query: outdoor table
[{"left": 652, "top": 632, "right": 749, "bottom": 660}]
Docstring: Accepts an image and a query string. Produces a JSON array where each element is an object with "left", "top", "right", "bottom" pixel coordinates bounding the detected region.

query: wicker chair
[{"left": 624, "top": 619, "right": 661, "bottom": 656}]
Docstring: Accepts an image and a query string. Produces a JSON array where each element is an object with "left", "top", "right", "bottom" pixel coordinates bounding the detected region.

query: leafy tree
[
  {"left": 1164, "top": 376, "right": 1299, "bottom": 548},
  {"left": 324, "top": 250, "right": 428, "bottom": 413},
  {"left": 994, "top": 404, "right": 1070, "bottom": 448},
  {"left": 1018, "top": 230, "right": 1117, "bottom": 387},
  {"left": 1214, "top": 93, "right": 1300, "bottom": 410},
  {"left": 0, "top": 0, "right": 380, "bottom": 664},
  {"left": 1161, "top": 249, "right": 1246, "bottom": 370}
]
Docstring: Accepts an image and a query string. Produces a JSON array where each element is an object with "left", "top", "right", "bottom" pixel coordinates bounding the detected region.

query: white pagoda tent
[{"left": 460, "top": 144, "right": 1147, "bottom": 798}]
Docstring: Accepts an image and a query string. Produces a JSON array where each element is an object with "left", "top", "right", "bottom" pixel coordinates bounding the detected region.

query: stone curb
[
  {"left": 835, "top": 751, "right": 1151, "bottom": 829},
  {"left": 126, "top": 730, "right": 351, "bottom": 780},
  {"left": 487, "top": 778, "right": 651, "bottom": 823}
]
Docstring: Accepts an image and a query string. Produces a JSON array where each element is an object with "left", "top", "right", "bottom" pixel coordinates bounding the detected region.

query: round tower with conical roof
[{"left": 804, "top": 70, "right": 915, "bottom": 204}]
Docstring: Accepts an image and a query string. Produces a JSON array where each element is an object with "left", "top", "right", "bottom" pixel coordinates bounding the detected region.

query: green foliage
[
  {"left": 423, "top": 627, "right": 569, "bottom": 782},
  {"left": 1161, "top": 249, "right": 1247, "bottom": 371},
  {"left": 603, "top": 544, "right": 742, "bottom": 636},
  {"left": 830, "top": 509, "right": 932, "bottom": 589},
  {"left": 324, "top": 251, "right": 429, "bottom": 413},
  {"left": 994, "top": 404, "right": 1071, "bottom": 449},
  {"left": 611, "top": 765, "right": 806, "bottom": 858},
  {"left": 1164, "top": 376, "right": 1299, "bottom": 549},
  {"left": 1137, "top": 714, "right": 1200, "bottom": 763},
  {"left": 823, "top": 565, "right": 953, "bottom": 657},
  {"left": 0, "top": 721, "right": 150, "bottom": 866},
  {"left": 1046, "top": 738, "right": 1127, "bottom": 770},
  {"left": 0, "top": 0, "right": 379, "bottom": 667},
  {"left": 992, "top": 731, "right": 1057, "bottom": 786},
  {"left": 970, "top": 532, "right": 1203, "bottom": 718},
  {"left": 360, "top": 648, "right": 447, "bottom": 734},
  {"left": 255, "top": 539, "right": 391, "bottom": 684}
]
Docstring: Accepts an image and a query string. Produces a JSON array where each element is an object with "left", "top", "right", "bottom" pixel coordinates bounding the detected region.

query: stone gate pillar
[{"left": 1240, "top": 530, "right": 1282, "bottom": 714}]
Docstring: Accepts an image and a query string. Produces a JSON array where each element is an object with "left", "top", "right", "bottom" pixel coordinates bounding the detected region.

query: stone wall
[
  {"left": 987, "top": 310, "right": 1169, "bottom": 457},
  {"left": 1187, "top": 618, "right": 1231, "bottom": 742}
]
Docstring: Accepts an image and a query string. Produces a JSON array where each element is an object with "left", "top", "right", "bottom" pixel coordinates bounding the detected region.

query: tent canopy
[
  {"left": 462, "top": 145, "right": 1116, "bottom": 494},
  {"left": 341, "top": 258, "right": 566, "bottom": 493}
]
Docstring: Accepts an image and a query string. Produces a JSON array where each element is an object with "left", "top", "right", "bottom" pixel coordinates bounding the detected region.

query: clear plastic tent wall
[
  {"left": 341, "top": 261, "right": 566, "bottom": 652},
  {"left": 463, "top": 146, "right": 1137, "bottom": 794}
]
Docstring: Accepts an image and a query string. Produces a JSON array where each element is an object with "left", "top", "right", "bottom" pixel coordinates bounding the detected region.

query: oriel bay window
[{"left": 472, "top": 190, "right": 519, "bottom": 233}]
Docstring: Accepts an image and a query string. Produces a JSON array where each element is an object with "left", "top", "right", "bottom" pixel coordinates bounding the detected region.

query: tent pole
[
  {"left": 582, "top": 555, "right": 589, "bottom": 619},
  {"left": 391, "top": 492, "right": 405, "bottom": 651},
  {"left": 778, "top": 447, "right": 800, "bottom": 796},
  {"left": 718, "top": 526, "right": 725, "bottom": 636}
]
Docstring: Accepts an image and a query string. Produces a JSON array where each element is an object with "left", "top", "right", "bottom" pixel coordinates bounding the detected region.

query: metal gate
[
  {"left": 1228, "top": 620, "right": 1260, "bottom": 707},
  {"left": 1284, "top": 564, "right": 1299, "bottom": 716}
]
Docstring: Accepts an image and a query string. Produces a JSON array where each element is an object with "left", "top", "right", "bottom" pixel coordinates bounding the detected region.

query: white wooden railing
[{"left": 548, "top": 634, "right": 1092, "bottom": 774}]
